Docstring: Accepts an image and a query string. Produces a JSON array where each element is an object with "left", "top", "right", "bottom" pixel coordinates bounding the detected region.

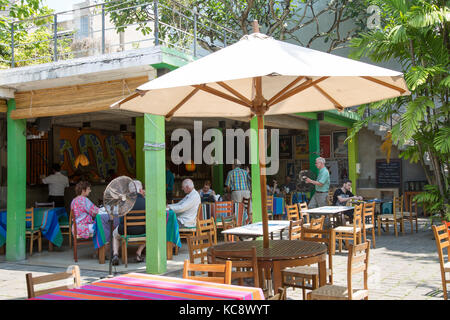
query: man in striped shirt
[{"left": 225, "top": 159, "right": 251, "bottom": 203}]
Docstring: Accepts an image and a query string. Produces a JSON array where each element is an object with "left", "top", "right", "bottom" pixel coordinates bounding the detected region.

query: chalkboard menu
[{"left": 376, "top": 159, "right": 402, "bottom": 188}]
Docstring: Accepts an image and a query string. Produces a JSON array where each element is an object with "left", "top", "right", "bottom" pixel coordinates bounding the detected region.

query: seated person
[
  {"left": 281, "top": 175, "right": 297, "bottom": 194},
  {"left": 70, "top": 180, "right": 99, "bottom": 239},
  {"left": 167, "top": 179, "right": 201, "bottom": 229},
  {"left": 333, "top": 179, "right": 363, "bottom": 221},
  {"left": 111, "top": 180, "right": 146, "bottom": 265},
  {"left": 199, "top": 180, "right": 216, "bottom": 203},
  {"left": 267, "top": 179, "right": 281, "bottom": 196}
]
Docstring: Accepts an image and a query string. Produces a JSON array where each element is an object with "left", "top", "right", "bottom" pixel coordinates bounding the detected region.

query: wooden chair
[
  {"left": 242, "top": 197, "right": 251, "bottom": 224},
  {"left": 282, "top": 228, "right": 335, "bottom": 300},
  {"left": 26, "top": 265, "right": 81, "bottom": 298},
  {"left": 187, "top": 234, "right": 213, "bottom": 265},
  {"left": 34, "top": 202, "right": 55, "bottom": 208},
  {"left": 210, "top": 247, "right": 259, "bottom": 287},
  {"left": 183, "top": 259, "right": 232, "bottom": 284},
  {"left": 197, "top": 217, "right": 217, "bottom": 245},
  {"left": 403, "top": 194, "right": 418, "bottom": 233},
  {"left": 25, "top": 208, "right": 42, "bottom": 256},
  {"left": 432, "top": 224, "right": 450, "bottom": 300},
  {"left": 377, "top": 196, "right": 404, "bottom": 237},
  {"left": 327, "top": 189, "right": 335, "bottom": 206},
  {"left": 284, "top": 193, "right": 292, "bottom": 206},
  {"left": 298, "top": 202, "right": 310, "bottom": 225},
  {"left": 308, "top": 241, "right": 370, "bottom": 300},
  {"left": 268, "top": 287, "right": 286, "bottom": 300},
  {"left": 302, "top": 216, "right": 325, "bottom": 238},
  {"left": 120, "top": 210, "right": 146, "bottom": 267},
  {"left": 332, "top": 204, "right": 363, "bottom": 254},
  {"left": 178, "top": 204, "right": 202, "bottom": 243},
  {"left": 60, "top": 210, "right": 72, "bottom": 249},
  {"left": 362, "top": 202, "right": 376, "bottom": 248},
  {"left": 222, "top": 216, "right": 237, "bottom": 242},
  {"left": 288, "top": 219, "right": 303, "bottom": 240},
  {"left": 267, "top": 195, "right": 274, "bottom": 220},
  {"left": 71, "top": 210, "right": 103, "bottom": 263},
  {"left": 214, "top": 201, "right": 234, "bottom": 230},
  {"left": 285, "top": 204, "right": 300, "bottom": 221}
]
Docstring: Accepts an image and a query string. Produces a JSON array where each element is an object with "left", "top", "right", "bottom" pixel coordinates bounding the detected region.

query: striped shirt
[{"left": 225, "top": 168, "right": 251, "bottom": 191}]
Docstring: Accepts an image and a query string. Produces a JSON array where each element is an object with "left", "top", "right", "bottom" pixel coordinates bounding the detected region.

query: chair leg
[
  {"left": 394, "top": 221, "right": 398, "bottom": 237},
  {"left": 372, "top": 228, "right": 376, "bottom": 248},
  {"left": 378, "top": 219, "right": 381, "bottom": 236},
  {"left": 38, "top": 233, "right": 42, "bottom": 253},
  {"left": 29, "top": 234, "right": 33, "bottom": 256},
  {"left": 415, "top": 217, "right": 418, "bottom": 233},
  {"left": 73, "top": 237, "right": 78, "bottom": 262}
]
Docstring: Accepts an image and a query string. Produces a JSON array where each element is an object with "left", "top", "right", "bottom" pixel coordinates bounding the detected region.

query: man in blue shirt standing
[{"left": 305, "top": 157, "right": 330, "bottom": 208}]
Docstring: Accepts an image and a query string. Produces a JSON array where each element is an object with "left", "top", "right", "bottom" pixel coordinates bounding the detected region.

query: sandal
[{"left": 135, "top": 254, "right": 145, "bottom": 263}]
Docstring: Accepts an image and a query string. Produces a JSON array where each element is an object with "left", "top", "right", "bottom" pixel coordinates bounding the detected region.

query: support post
[
  {"left": 250, "top": 116, "right": 262, "bottom": 223},
  {"left": 6, "top": 99, "right": 26, "bottom": 261},
  {"left": 136, "top": 116, "right": 145, "bottom": 183},
  {"left": 308, "top": 119, "right": 320, "bottom": 196},
  {"left": 144, "top": 114, "right": 166, "bottom": 274},
  {"left": 212, "top": 128, "right": 224, "bottom": 196},
  {"left": 348, "top": 127, "right": 358, "bottom": 190}
]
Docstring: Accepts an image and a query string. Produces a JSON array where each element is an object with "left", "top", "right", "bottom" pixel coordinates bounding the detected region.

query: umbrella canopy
[{"left": 111, "top": 29, "right": 410, "bottom": 248}]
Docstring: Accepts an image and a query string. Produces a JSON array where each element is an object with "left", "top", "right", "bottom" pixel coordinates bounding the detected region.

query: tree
[
  {"left": 104, "top": 0, "right": 369, "bottom": 54},
  {"left": 348, "top": 0, "right": 449, "bottom": 220}
]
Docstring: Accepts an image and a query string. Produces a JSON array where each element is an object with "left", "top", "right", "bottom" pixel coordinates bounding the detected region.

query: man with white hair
[
  {"left": 168, "top": 179, "right": 201, "bottom": 228},
  {"left": 305, "top": 157, "right": 330, "bottom": 208},
  {"left": 111, "top": 179, "right": 146, "bottom": 266}
]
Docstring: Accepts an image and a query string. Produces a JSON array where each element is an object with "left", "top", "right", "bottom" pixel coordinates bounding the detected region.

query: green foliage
[{"left": 349, "top": 0, "right": 449, "bottom": 218}]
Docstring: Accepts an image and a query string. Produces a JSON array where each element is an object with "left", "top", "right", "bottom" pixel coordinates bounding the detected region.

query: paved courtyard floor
[{"left": 0, "top": 217, "right": 446, "bottom": 300}]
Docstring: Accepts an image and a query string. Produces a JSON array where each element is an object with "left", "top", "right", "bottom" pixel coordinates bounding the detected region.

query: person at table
[
  {"left": 281, "top": 175, "right": 297, "bottom": 194},
  {"left": 111, "top": 180, "right": 146, "bottom": 266},
  {"left": 267, "top": 179, "right": 281, "bottom": 196},
  {"left": 70, "top": 180, "right": 99, "bottom": 239},
  {"left": 225, "top": 159, "right": 251, "bottom": 203},
  {"left": 167, "top": 179, "right": 201, "bottom": 228},
  {"left": 199, "top": 180, "right": 216, "bottom": 203},
  {"left": 166, "top": 164, "right": 175, "bottom": 203},
  {"left": 333, "top": 179, "right": 363, "bottom": 206},
  {"left": 305, "top": 157, "right": 330, "bottom": 208},
  {"left": 41, "top": 163, "right": 69, "bottom": 207}
]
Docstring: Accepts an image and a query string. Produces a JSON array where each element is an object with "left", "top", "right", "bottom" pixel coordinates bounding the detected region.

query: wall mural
[{"left": 59, "top": 127, "right": 136, "bottom": 181}]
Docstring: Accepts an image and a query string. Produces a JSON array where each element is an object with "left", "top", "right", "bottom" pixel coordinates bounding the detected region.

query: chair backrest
[
  {"left": 393, "top": 196, "right": 403, "bottom": 219},
  {"left": 289, "top": 219, "right": 303, "bottom": 240},
  {"left": 123, "top": 210, "right": 146, "bottom": 237},
  {"left": 347, "top": 241, "right": 370, "bottom": 300},
  {"left": 298, "top": 202, "right": 310, "bottom": 223},
  {"left": 327, "top": 189, "right": 335, "bottom": 206},
  {"left": 222, "top": 216, "right": 237, "bottom": 242},
  {"left": 284, "top": 193, "right": 292, "bottom": 206},
  {"left": 215, "top": 201, "right": 234, "bottom": 218},
  {"left": 35, "top": 202, "right": 55, "bottom": 208},
  {"left": 197, "top": 217, "right": 217, "bottom": 245},
  {"left": 242, "top": 197, "right": 251, "bottom": 224},
  {"left": 432, "top": 224, "right": 450, "bottom": 270},
  {"left": 183, "top": 259, "right": 232, "bottom": 284},
  {"left": 25, "top": 207, "right": 34, "bottom": 230},
  {"left": 187, "top": 234, "right": 213, "bottom": 264},
  {"left": 363, "top": 202, "right": 376, "bottom": 225},
  {"left": 301, "top": 228, "right": 334, "bottom": 276},
  {"left": 210, "top": 247, "right": 259, "bottom": 287},
  {"left": 266, "top": 195, "right": 274, "bottom": 212},
  {"left": 268, "top": 287, "right": 286, "bottom": 300},
  {"left": 307, "top": 215, "right": 325, "bottom": 236},
  {"left": 285, "top": 204, "right": 300, "bottom": 221},
  {"left": 26, "top": 265, "right": 81, "bottom": 298},
  {"left": 352, "top": 204, "right": 363, "bottom": 231}
]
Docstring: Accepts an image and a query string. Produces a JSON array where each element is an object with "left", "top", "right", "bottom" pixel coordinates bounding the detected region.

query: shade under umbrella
[{"left": 111, "top": 29, "right": 410, "bottom": 248}]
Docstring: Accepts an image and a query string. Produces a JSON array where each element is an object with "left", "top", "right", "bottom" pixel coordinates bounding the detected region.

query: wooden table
[
  {"left": 222, "top": 221, "right": 290, "bottom": 240},
  {"left": 29, "top": 273, "right": 265, "bottom": 300},
  {"left": 208, "top": 240, "right": 327, "bottom": 295},
  {"left": 304, "top": 206, "right": 354, "bottom": 227}
]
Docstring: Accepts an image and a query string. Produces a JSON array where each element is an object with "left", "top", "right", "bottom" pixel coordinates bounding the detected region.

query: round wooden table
[{"left": 207, "top": 240, "right": 328, "bottom": 294}]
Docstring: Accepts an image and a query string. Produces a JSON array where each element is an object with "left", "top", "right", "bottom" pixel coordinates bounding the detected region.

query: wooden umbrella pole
[{"left": 257, "top": 113, "right": 270, "bottom": 248}]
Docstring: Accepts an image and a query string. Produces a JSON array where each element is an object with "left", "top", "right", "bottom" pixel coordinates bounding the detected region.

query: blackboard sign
[{"left": 376, "top": 159, "right": 402, "bottom": 188}]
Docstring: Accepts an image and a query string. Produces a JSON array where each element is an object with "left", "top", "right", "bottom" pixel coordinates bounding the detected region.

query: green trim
[
  {"left": 308, "top": 119, "right": 320, "bottom": 184},
  {"left": 6, "top": 98, "right": 27, "bottom": 261},
  {"left": 347, "top": 128, "right": 359, "bottom": 190},
  {"left": 136, "top": 117, "right": 145, "bottom": 182},
  {"left": 144, "top": 114, "right": 167, "bottom": 274},
  {"left": 151, "top": 46, "right": 195, "bottom": 71},
  {"left": 212, "top": 128, "right": 224, "bottom": 196},
  {"left": 295, "top": 110, "right": 360, "bottom": 128},
  {"left": 250, "top": 116, "right": 262, "bottom": 223}
]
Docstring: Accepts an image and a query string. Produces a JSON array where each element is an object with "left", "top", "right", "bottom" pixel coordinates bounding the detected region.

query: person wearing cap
[
  {"left": 305, "top": 157, "right": 330, "bottom": 208},
  {"left": 225, "top": 159, "right": 251, "bottom": 203},
  {"left": 111, "top": 179, "right": 146, "bottom": 265}
]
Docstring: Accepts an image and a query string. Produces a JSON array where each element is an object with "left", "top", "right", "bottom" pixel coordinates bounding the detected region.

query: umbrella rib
[
  {"left": 192, "top": 84, "right": 252, "bottom": 108},
  {"left": 268, "top": 77, "right": 329, "bottom": 107},
  {"left": 313, "top": 84, "right": 344, "bottom": 111},
  {"left": 360, "top": 76, "right": 406, "bottom": 94},
  {"left": 165, "top": 87, "right": 201, "bottom": 120},
  {"left": 217, "top": 82, "right": 252, "bottom": 106},
  {"left": 267, "top": 76, "right": 305, "bottom": 106}
]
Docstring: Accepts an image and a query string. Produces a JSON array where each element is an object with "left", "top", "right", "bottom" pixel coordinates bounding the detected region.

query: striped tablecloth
[{"left": 30, "top": 273, "right": 265, "bottom": 300}]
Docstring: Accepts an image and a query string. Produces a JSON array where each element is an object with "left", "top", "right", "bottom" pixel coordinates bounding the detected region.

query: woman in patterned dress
[{"left": 71, "top": 180, "right": 99, "bottom": 239}]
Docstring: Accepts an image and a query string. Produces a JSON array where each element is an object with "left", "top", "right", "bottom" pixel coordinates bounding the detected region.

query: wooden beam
[
  {"left": 360, "top": 76, "right": 406, "bottom": 94},
  {"left": 192, "top": 84, "right": 251, "bottom": 108},
  {"left": 267, "top": 76, "right": 305, "bottom": 106},
  {"left": 216, "top": 82, "right": 252, "bottom": 106},
  {"left": 166, "top": 87, "right": 201, "bottom": 120},
  {"left": 313, "top": 84, "right": 344, "bottom": 111},
  {"left": 268, "top": 77, "right": 329, "bottom": 107}
]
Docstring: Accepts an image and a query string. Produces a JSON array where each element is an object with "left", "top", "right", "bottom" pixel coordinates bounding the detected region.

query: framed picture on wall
[
  {"left": 319, "top": 135, "right": 331, "bottom": 159},
  {"left": 286, "top": 161, "right": 295, "bottom": 178},
  {"left": 280, "top": 135, "right": 293, "bottom": 159},
  {"left": 295, "top": 132, "right": 309, "bottom": 160},
  {"left": 333, "top": 131, "right": 348, "bottom": 158}
]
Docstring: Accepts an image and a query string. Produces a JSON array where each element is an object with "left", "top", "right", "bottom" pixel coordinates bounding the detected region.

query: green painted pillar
[
  {"left": 348, "top": 128, "right": 359, "bottom": 190},
  {"left": 308, "top": 119, "right": 320, "bottom": 197},
  {"left": 144, "top": 114, "right": 167, "bottom": 274},
  {"left": 212, "top": 128, "right": 224, "bottom": 196},
  {"left": 6, "top": 99, "right": 27, "bottom": 261},
  {"left": 136, "top": 117, "right": 145, "bottom": 182},
  {"left": 250, "top": 116, "right": 262, "bottom": 223}
]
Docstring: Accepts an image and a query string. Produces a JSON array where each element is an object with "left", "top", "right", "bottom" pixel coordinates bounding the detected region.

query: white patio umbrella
[{"left": 111, "top": 23, "right": 409, "bottom": 248}]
